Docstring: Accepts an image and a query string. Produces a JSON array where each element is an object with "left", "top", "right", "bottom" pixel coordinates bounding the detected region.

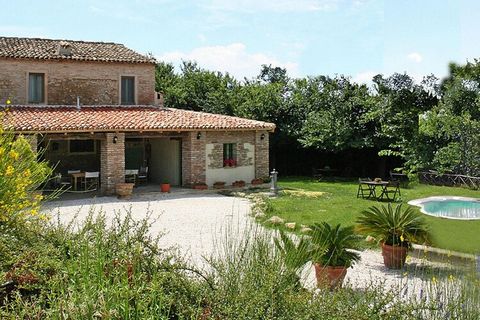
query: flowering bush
[
  {"left": 0, "top": 118, "right": 51, "bottom": 225},
  {"left": 223, "top": 158, "right": 237, "bottom": 167}
]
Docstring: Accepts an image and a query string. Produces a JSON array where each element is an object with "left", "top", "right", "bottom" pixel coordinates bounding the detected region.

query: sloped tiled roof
[
  {"left": 0, "top": 37, "right": 155, "bottom": 64},
  {"left": 1, "top": 105, "right": 276, "bottom": 132}
]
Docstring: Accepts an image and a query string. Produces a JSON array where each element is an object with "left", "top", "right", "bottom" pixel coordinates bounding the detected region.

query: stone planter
[
  {"left": 382, "top": 243, "right": 408, "bottom": 269},
  {"left": 116, "top": 183, "right": 134, "bottom": 199},
  {"left": 232, "top": 180, "right": 246, "bottom": 188},
  {"left": 314, "top": 263, "right": 348, "bottom": 289}
]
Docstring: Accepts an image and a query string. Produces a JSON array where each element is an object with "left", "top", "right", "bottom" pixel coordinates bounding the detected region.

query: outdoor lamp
[
  {"left": 260, "top": 133, "right": 265, "bottom": 140},
  {"left": 113, "top": 135, "right": 118, "bottom": 144},
  {"left": 197, "top": 132, "right": 202, "bottom": 139}
]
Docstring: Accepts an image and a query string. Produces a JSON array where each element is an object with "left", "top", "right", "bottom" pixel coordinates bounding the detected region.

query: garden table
[
  {"left": 358, "top": 180, "right": 389, "bottom": 200},
  {"left": 70, "top": 172, "right": 85, "bottom": 191}
]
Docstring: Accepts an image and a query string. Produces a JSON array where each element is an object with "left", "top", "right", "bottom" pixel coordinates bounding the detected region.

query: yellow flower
[
  {"left": 432, "top": 276, "right": 437, "bottom": 284},
  {"left": 6, "top": 99, "right": 11, "bottom": 105},
  {"left": 448, "top": 274, "right": 455, "bottom": 281},
  {"left": 400, "top": 234, "right": 405, "bottom": 242},
  {"left": 5, "top": 165, "right": 14, "bottom": 176},
  {"left": 9, "top": 150, "right": 19, "bottom": 160},
  {"left": 0, "top": 147, "right": 4, "bottom": 156}
]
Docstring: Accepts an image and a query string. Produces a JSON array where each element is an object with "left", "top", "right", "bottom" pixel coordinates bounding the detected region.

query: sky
[{"left": 2, "top": 0, "right": 479, "bottom": 83}]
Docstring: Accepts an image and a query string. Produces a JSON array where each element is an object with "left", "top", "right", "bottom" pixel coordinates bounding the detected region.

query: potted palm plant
[
  {"left": 309, "top": 223, "right": 360, "bottom": 289},
  {"left": 356, "top": 204, "right": 429, "bottom": 269}
]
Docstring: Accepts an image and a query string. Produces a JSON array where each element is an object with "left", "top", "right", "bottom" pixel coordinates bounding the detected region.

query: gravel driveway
[
  {"left": 42, "top": 192, "right": 253, "bottom": 268},
  {"left": 42, "top": 192, "right": 452, "bottom": 297}
]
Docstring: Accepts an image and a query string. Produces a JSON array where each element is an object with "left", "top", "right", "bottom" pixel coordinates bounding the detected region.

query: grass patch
[{"left": 268, "top": 177, "right": 480, "bottom": 254}]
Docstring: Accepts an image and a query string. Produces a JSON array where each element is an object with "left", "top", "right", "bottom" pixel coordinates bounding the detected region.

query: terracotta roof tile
[
  {"left": 1, "top": 105, "right": 276, "bottom": 132},
  {"left": 0, "top": 37, "right": 155, "bottom": 64}
]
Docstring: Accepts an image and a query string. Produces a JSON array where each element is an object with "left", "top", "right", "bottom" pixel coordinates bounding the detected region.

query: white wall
[
  {"left": 205, "top": 143, "right": 255, "bottom": 186},
  {"left": 150, "top": 138, "right": 181, "bottom": 185}
]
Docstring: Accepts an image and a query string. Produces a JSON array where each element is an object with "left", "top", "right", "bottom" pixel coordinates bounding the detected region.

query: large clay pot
[
  {"left": 116, "top": 183, "right": 134, "bottom": 199},
  {"left": 382, "top": 243, "right": 408, "bottom": 269},
  {"left": 314, "top": 263, "right": 347, "bottom": 289},
  {"left": 161, "top": 183, "right": 171, "bottom": 193}
]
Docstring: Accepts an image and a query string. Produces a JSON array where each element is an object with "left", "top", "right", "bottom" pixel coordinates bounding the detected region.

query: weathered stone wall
[
  {"left": 0, "top": 58, "right": 155, "bottom": 105},
  {"left": 181, "top": 130, "right": 270, "bottom": 186},
  {"left": 100, "top": 133, "right": 125, "bottom": 195}
]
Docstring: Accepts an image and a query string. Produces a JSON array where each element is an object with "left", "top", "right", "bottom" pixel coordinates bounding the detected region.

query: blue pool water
[{"left": 422, "top": 199, "right": 480, "bottom": 219}]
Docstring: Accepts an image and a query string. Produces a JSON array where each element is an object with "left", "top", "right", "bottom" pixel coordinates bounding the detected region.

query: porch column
[
  {"left": 255, "top": 131, "right": 269, "bottom": 178},
  {"left": 101, "top": 133, "right": 125, "bottom": 195},
  {"left": 181, "top": 131, "right": 206, "bottom": 186}
]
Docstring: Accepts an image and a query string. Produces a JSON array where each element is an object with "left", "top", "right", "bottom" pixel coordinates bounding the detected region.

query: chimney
[
  {"left": 57, "top": 41, "right": 73, "bottom": 56},
  {"left": 154, "top": 91, "right": 164, "bottom": 107},
  {"left": 76, "top": 96, "right": 81, "bottom": 110}
]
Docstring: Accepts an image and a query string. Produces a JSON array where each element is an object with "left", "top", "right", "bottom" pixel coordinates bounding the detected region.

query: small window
[
  {"left": 223, "top": 143, "right": 236, "bottom": 167},
  {"left": 121, "top": 76, "right": 135, "bottom": 105},
  {"left": 28, "top": 73, "right": 45, "bottom": 103},
  {"left": 69, "top": 140, "right": 95, "bottom": 154}
]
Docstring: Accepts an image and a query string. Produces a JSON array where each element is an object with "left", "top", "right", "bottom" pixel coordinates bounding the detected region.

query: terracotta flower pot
[
  {"left": 192, "top": 183, "right": 208, "bottom": 190},
  {"left": 232, "top": 180, "right": 246, "bottom": 188},
  {"left": 213, "top": 182, "right": 226, "bottom": 189},
  {"left": 251, "top": 178, "right": 263, "bottom": 185},
  {"left": 161, "top": 183, "right": 171, "bottom": 193},
  {"left": 314, "top": 263, "right": 347, "bottom": 289},
  {"left": 382, "top": 243, "right": 408, "bottom": 269},
  {"left": 116, "top": 183, "right": 134, "bottom": 199}
]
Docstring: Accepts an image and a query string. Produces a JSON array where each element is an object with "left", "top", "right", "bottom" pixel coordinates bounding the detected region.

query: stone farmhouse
[{"left": 0, "top": 36, "right": 275, "bottom": 194}]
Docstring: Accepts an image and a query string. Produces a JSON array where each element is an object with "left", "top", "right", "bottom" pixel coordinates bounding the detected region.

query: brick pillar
[
  {"left": 181, "top": 131, "right": 206, "bottom": 186},
  {"left": 255, "top": 131, "right": 269, "bottom": 178},
  {"left": 101, "top": 133, "right": 125, "bottom": 195}
]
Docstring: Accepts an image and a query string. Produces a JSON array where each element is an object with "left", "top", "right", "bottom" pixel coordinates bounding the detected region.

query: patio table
[
  {"left": 70, "top": 172, "right": 85, "bottom": 191},
  {"left": 359, "top": 180, "right": 389, "bottom": 200}
]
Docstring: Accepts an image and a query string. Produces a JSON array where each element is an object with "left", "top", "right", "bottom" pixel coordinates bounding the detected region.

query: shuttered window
[
  {"left": 28, "top": 73, "right": 45, "bottom": 103},
  {"left": 121, "top": 76, "right": 135, "bottom": 105},
  {"left": 223, "top": 143, "right": 237, "bottom": 167}
]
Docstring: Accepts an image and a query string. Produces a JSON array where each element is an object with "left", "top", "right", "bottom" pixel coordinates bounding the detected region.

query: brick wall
[
  {"left": 255, "top": 131, "right": 270, "bottom": 178},
  {"left": 206, "top": 131, "right": 255, "bottom": 169},
  {"left": 100, "top": 133, "right": 125, "bottom": 195},
  {"left": 0, "top": 58, "right": 155, "bottom": 105},
  {"left": 181, "top": 131, "right": 206, "bottom": 185}
]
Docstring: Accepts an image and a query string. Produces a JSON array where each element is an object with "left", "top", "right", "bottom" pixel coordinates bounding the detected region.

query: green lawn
[{"left": 269, "top": 177, "right": 480, "bottom": 254}]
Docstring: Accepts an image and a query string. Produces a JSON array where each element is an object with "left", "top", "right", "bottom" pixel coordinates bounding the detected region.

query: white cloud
[
  {"left": 352, "top": 70, "right": 378, "bottom": 85},
  {"left": 407, "top": 52, "right": 423, "bottom": 63},
  {"left": 157, "top": 43, "right": 299, "bottom": 80},
  {"left": 200, "top": 0, "right": 338, "bottom": 13}
]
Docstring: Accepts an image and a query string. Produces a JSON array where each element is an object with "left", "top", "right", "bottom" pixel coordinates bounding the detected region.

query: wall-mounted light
[
  {"left": 113, "top": 135, "right": 118, "bottom": 144},
  {"left": 260, "top": 133, "right": 265, "bottom": 140},
  {"left": 197, "top": 132, "right": 202, "bottom": 140}
]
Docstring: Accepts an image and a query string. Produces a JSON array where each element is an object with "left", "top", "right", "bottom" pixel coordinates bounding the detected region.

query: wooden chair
[
  {"left": 137, "top": 166, "right": 148, "bottom": 184},
  {"left": 380, "top": 181, "right": 401, "bottom": 201},
  {"left": 357, "top": 177, "right": 372, "bottom": 198},
  {"left": 125, "top": 169, "right": 139, "bottom": 185},
  {"left": 82, "top": 171, "right": 99, "bottom": 191}
]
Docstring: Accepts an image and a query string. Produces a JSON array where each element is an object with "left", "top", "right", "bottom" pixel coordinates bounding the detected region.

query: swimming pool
[{"left": 408, "top": 196, "right": 480, "bottom": 220}]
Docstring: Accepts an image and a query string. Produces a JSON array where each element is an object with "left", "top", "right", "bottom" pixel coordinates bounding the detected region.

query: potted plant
[
  {"left": 223, "top": 159, "right": 237, "bottom": 167},
  {"left": 309, "top": 223, "right": 360, "bottom": 289},
  {"left": 160, "top": 181, "right": 170, "bottom": 193},
  {"left": 274, "top": 231, "right": 311, "bottom": 290},
  {"left": 356, "top": 204, "right": 429, "bottom": 269},
  {"left": 116, "top": 182, "right": 134, "bottom": 199},
  {"left": 232, "top": 180, "right": 245, "bottom": 188},
  {"left": 251, "top": 178, "right": 264, "bottom": 185},
  {"left": 213, "top": 181, "right": 226, "bottom": 189}
]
